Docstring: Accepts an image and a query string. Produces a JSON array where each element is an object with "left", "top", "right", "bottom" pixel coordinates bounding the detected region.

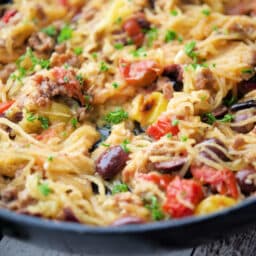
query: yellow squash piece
[
  {"left": 195, "top": 195, "right": 237, "bottom": 216},
  {"left": 129, "top": 92, "right": 168, "bottom": 126}
]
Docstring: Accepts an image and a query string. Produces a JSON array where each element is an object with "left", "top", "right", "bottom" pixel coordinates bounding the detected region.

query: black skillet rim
[{"left": 0, "top": 196, "right": 256, "bottom": 234}]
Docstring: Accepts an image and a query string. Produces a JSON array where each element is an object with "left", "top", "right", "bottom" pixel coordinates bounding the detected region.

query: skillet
[
  {"left": 1, "top": 0, "right": 256, "bottom": 253},
  {"left": 1, "top": 197, "right": 256, "bottom": 253}
]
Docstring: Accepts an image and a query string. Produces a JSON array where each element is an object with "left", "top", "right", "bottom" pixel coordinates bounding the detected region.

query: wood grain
[{"left": 1, "top": 226, "right": 256, "bottom": 256}]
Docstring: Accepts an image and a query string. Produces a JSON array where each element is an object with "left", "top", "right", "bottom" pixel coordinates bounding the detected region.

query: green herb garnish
[
  {"left": 38, "top": 182, "right": 52, "bottom": 196},
  {"left": 131, "top": 47, "right": 147, "bottom": 57},
  {"left": 146, "top": 27, "right": 158, "bottom": 47},
  {"left": 99, "top": 62, "right": 109, "bottom": 72},
  {"left": 38, "top": 116, "right": 49, "bottom": 130},
  {"left": 104, "top": 108, "right": 128, "bottom": 125},
  {"left": 114, "top": 43, "right": 124, "bottom": 50},
  {"left": 42, "top": 26, "right": 57, "bottom": 37},
  {"left": 220, "top": 114, "right": 234, "bottom": 123},
  {"left": 121, "top": 139, "right": 130, "bottom": 153},
  {"left": 184, "top": 41, "right": 197, "bottom": 60},
  {"left": 165, "top": 30, "right": 177, "bottom": 42},
  {"left": 57, "top": 24, "right": 73, "bottom": 43},
  {"left": 202, "top": 9, "right": 211, "bottom": 16},
  {"left": 112, "top": 183, "right": 129, "bottom": 194},
  {"left": 71, "top": 117, "right": 78, "bottom": 128},
  {"left": 74, "top": 47, "right": 83, "bottom": 55},
  {"left": 145, "top": 196, "right": 165, "bottom": 221}
]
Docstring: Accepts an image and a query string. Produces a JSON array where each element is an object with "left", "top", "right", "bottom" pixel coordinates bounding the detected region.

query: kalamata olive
[
  {"left": 153, "top": 157, "right": 187, "bottom": 173},
  {"left": 96, "top": 146, "right": 129, "bottom": 180},
  {"left": 163, "top": 64, "right": 183, "bottom": 82},
  {"left": 135, "top": 13, "right": 150, "bottom": 30},
  {"left": 63, "top": 208, "right": 80, "bottom": 223},
  {"left": 236, "top": 169, "right": 256, "bottom": 195},
  {"left": 238, "top": 81, "right": 256, "bottom": 96},
  {"left": 133, "top": 121, "right": 145, "bottom": 135},
  {"left": 162, "top": 64, "right": 183, "bottom": 92},
  {"left": 212, "top": 105, "right": 228, "bottom": 118},
  {"left": 231, "top": 110, "right": 255, "bottom": 133},
  {"left": 230, "top": 100, "right": 256, "bottom": 112},
  {"left": 200, "top": 138, "right": 230, "bottom": 161},
  {"left": 148, "top": 0, "right": 155, "bottom": 9},
  {"left": 112, "top": 216, "right": 145, "bottom": 226},
  {"left": 90, "top": 126, "right": 111, "bottom": 152}
]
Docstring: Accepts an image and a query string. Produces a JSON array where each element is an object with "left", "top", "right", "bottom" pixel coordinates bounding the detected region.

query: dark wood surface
[{"left": 1, "top": 226, "right": 256, "bottom": 256}]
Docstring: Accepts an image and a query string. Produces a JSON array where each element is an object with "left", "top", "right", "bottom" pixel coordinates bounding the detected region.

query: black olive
[
  {"left": 89, "top": 126, "right": 111, "bottom": 152},
  {"left": 230, "top": 100, "right": 256, "bottom": 112},
  {"left": 133, "top": 121, "right": 145, "bottom": 135}
]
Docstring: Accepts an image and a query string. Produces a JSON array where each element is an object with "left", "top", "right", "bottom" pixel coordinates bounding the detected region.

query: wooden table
[{"left": 1, "top": 226, "right": 256, "bottom": 256}]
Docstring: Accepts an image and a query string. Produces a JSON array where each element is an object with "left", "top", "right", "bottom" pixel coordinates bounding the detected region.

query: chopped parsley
[
  {"left": 220, "top": 114, "right": 234, "bottom": 123},
  {"left": 104, "top": 108, "right": 128, "bottom": 125},
  {"left": 74, "top": 47, "right": 83, "bottom": 55},
  {"left": 145, "top": 196, "right": 165, "bottom": 221},
  {"left": 92, "top": 52, "right": 98, "bottom": 59},
  {"left": 112, "top": 82, "right": 119, "bottom": 89},
  {"left": 47, "top": 156, "right": 54, "bottom": 162},
  {"left": 63, "top": 76, "right": 69, "bottom": 83},
  {"left": 76, "top": 74, "right": 84, "bottom": 85},
  {"left": 131, "top": 47, "right": 147, "bottom": 57},
  {"left": 241, "top": 68, "right": 254, "bottom": 74},
  {"left": 146, "top": 27, "right": 158, "bottom": 47},
  {"left": 203, "top": 112, "right": 216, "bottom": 125},
  {"left": 114, "top": 42, "right": 124, "bottom": 50},
  {"left": 180, "top": 135, "right": 188, "bottom": 142},
  {"left": 121, "top": 139, "right": 130, "bottom": 153},
  {"left": 184, "top": 41, "right": 197, "bottom": 61},
  {"left": 170, "top": 9, "right": 178, "bottom": 16},
  {"left": 26, "top": 112, "right": 37, "bottom": 122},
  {"left": 57, "top": 24, "right": 73, "bottom": 43},
  {"left": 42, "top": 26, "right": 57, "bottom": 37},
  {"left": 165, "top": 30, "right": 177, "bottom": 43},
  {"left": 99, "top": 62, "right": 109, "bottom": 72},
  {"left": 112, "top": 183, "right": 129, "bottom": 194},
  {"left": 115, "top": 17, "right": 122, "bottom": 24},
  {"left": 38, "top": 182, "right": 52, "bottom": 196},
  {"left": 166, "top": 133, "right": 172, "bottom": 139},
  {"left": 202, "top": 9, "right": 211, "bottom": 16},
  {"left": 172, "top": 119, "right": 179, "bottom": 126},
  {"left": 71, "top": 117, "right": 78, "bottom": 128},
  {"left": 203, "top": 112, "right": 234, "bottom": 124},
  {"left": 101, "top": 142, "right": 110, "bottom": 147},
  {"left": 38, "top": 116, "right": 49, "bottom": 130},
  {"left": 14, "top": 48, "right": 50, "bottom": 81}
]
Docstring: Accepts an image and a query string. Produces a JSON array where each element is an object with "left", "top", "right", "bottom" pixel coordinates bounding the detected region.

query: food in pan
[{"left": 0, "top": 0, "right": 255, "bottom": 226}]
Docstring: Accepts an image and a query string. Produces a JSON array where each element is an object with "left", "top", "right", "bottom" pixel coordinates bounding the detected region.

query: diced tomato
[
  {"left": 163, "top": 176, "right": 204, "bottom": 218},
  {"left": 191, "top": 165, "right": 239, "bottom": 199},
  {"left": 138, "top": 173, "right": 173, "bottom": 190},
  {"left": 123, "top": 18, "right": 144, "bottom": 47},
  {"left": 1, "top": 10, "right": 17, "bottom": 24},
  {"left": 146, "top": 116, "right": 179, "bottom": 140},
  {"left": 0, "top": 101, "right": 15, "bottom": 114},
  {"left": 119, "top": 59, "right": 161, "bottom": 87}
]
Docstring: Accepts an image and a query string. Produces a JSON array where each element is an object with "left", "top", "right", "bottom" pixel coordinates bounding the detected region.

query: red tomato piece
[
  {"left": 123, "top": 18, "right": 144, "bottom": 47},
  {"left": 138, "top": 173, "right": 173, "bottom": 190},
  {"left": 146, "top": 116, "right": 179, "bottom": 140},
  {"left": 163, "top": 176, "right": 204, "bottom": 218},
  {"left": 0, "top": 101, "right": 15, "bottom": 114},
  {"left": 119, "top": 59, "right": 161, "bottom": 87},
  {"left": 191, "top": 165, "right": 239, "bottom": 199},
  {"left": 1, "top": 10, "right": 17, "bottom": 24}
]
